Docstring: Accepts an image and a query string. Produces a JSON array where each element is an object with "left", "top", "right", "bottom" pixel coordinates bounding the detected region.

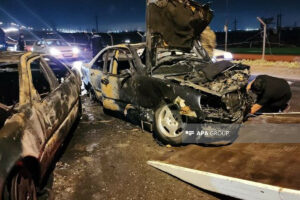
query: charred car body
[
  {"left": 0, "top": 52, "right": 81, "bottom": 199},
  {"left": 82, "top": 0, "right": 251, "bottom": 145}
]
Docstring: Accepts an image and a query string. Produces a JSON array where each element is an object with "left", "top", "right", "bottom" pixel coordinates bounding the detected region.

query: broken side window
[
  {"left": 91, "top": 53, "right": 104, "bottom": 70},
  {"left": 30, "top": 59, "right": 51, "bottom": 98},
  {"left": 115, "top": 50, "right": 133, "bottom": 75},
  {"left": 0, "top": 63, "right": 19, "bottom": 106},
  {"left": 43, "top": 56, "right": 71, "bottom": 83}
]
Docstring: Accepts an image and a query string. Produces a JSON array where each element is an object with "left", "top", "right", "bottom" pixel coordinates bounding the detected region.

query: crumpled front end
[{"left": 154, "top": 61, "right": 252, "bottom": 123}]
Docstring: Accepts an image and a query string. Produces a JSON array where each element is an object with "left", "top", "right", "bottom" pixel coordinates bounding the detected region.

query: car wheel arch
[{"left": 7, "top": 156, "right": 41, "bottom": 186}]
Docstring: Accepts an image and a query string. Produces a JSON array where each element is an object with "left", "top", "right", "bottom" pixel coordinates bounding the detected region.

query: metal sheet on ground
[{"left": 150, "top": 80, "right": 300, "bottom": 193}]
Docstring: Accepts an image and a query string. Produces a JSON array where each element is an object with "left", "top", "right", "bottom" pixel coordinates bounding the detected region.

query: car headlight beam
[
  {"left": 72, "top": 47, "right": 80, "bottom": 54},
  {"left": 224, "top": 52, "right": 233, "bottom": 60},
  {"left": 50, "top": 48, "right": 61, "bottom": 56}
]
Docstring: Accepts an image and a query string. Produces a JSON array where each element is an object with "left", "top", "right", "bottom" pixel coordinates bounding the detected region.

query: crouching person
[{"left": 247, "top": 75, "right": 292, "bottom": 114}]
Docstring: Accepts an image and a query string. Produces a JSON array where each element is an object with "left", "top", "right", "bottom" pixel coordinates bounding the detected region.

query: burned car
[
  {"left": 0, "top": 52, "right": 81, "bottom": 199},
  {"left": 82, "top": 0, "right": 251, "bottom": 145}
]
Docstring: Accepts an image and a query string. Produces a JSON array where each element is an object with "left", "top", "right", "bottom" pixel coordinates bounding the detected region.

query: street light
[{"left": 257, "top": 17, "right": 267, "bottom": 60}]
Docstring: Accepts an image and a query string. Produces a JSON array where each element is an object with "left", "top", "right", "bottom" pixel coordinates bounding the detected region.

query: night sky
[{"left": 0, "top": 0, "right": 299, "bottom": 32}]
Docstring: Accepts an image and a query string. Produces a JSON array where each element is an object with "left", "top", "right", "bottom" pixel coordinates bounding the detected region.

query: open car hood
[{"left": 147, "top": 0, "right": 213, "bottom": 50}]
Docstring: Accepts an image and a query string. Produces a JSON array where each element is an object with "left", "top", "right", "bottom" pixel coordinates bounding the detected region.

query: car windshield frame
[{"left": 46, "top": 40, "right": 69, "bottom": 47}]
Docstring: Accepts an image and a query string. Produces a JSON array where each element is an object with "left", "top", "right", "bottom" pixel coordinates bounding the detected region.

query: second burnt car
[{"left": 0, "top": 52, "right": 81, "bottom": 199}]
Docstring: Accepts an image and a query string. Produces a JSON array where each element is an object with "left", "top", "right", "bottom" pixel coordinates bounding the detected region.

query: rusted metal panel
[{"left": 0, "top": 52, "right": 81, "bottom": 198}]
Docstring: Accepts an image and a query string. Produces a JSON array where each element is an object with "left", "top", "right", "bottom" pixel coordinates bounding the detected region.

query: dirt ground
[
  {"left": 51, "top": 98, "right": 223, "bottom": 200},
  {"left": 250, "top": 64, "right": 300, "bottom": 80},
  {"left": 234, "top": 54, "right": 300, "bottom": 62},
  {"left": 50, "top": 64, "right": 300, "bottom": 200}
]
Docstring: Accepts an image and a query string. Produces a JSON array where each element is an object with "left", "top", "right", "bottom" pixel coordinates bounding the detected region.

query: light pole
[
  {"left": 257, "top": 17, "right": 267, "bottom": 60},
  {"left": 224, "top": 24, "right": 228, "bottom": 52}
]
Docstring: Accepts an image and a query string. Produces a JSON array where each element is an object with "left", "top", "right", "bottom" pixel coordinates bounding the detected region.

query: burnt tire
[
  {"left": 3, "top": 168, "right": 37, "bottom": 200},
  {"left": 154, "top": 104, "right": 184, "bottom": 146}
]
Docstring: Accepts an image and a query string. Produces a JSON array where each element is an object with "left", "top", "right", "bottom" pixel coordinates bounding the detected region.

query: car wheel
[
  {"left": 4, "top": 168, "right": 37, "bottom": 200},
  {"left": 154, "top": 104, "right": 184, "bottom": 146}
]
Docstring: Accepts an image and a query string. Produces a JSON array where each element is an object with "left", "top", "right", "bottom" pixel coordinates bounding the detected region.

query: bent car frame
[{"left": 0, "top": 52, "right": 81, "bottom": 199}]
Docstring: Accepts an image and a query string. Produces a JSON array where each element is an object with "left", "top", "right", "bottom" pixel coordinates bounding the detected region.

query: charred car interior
[{"left": 0, "top": 63, "right": 19, "bottom": 128}]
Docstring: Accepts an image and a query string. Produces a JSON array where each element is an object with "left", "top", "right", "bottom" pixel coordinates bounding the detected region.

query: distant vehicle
[
  {"left": 0, "top": 52, "right": 82, "bottom": 199},
  {"left": 25, "top": 40, "right": 36, "bottom": 52},
  {"left": 212, "top": 49, "right": 233, "bottom": 62},
  {"left": 32, "top": 39, "right": 81, "bottom": 60},
  {"left": 0, "top": 28, "right": 7, "bottom": 51},
  {"left": 81, "top": 43, "right": 251, "bottom": 145}
]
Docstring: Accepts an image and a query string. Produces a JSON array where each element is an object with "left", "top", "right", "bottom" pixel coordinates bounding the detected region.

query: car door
[
  {"left": 89, "top": 51, "right": 107, "bottom": 100},
  {"left": 38, "top": 56, "right": 80, "bottom": 173},
  {"left": 101, "top": 48, "right": 135, "bottom": 111},
  {"left": 29, "top": 57, "right": 60, "bottom": 139},
  {"left": 42, "top": 56, "right": 80, "bottom": 122}
]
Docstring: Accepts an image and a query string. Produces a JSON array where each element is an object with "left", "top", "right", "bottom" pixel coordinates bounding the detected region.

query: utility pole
[
  {"left": 225, "top": 0, "right": 229, "bottom": 51},
  {"left": 257, "top": 17, "right": 267, "bottom": 60},
  {"left": 95, "top": 15, "right": 99, "bottom": 32},
  {"left": 224, "top": 24, "right": 228, "bottom": 52},
  {"left": 233, "top": 17, "right": 238, "bottom": 32},
  {"left": 277, "top": 13, "right": 282, "bottom": 44}
]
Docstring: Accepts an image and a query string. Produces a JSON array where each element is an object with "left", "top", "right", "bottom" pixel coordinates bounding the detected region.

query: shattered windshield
[{"left": 0, "top": 63, "right": 19, "bottom": 107}]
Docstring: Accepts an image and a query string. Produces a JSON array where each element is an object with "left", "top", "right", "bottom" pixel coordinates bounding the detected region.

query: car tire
[
  {"left": 3, "top": 168, "right": 37, "bottom": 200},
  {"left": 154, "top": 104, "right": 184, "bottom": 146}
]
